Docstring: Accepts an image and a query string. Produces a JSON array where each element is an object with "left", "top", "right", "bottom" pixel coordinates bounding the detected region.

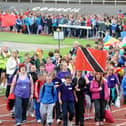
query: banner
[{"left": 1, "top": 14, "right": 16, "bottom": 27}]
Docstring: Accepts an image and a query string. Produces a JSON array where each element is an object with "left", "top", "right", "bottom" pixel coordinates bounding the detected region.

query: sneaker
[
  {"left": 30, "top": 113, "right": 35, "bottom": 117},
  {"left": 100, "top": 122, "right": 104, "bottom": 125},
  {"left": 37, "top": 119, "right": 41, "bottom": 123},
  {"left": 57, "top": 119, "right": 61, "bottom": 124},
  {"left": 69, "top": 121, "right": 73, "bottom": 126},
  {"left": 16, "top": 123, "right": 21, "bottom": 126},
  {"left": 95, "top": 122, "right": 100, "bottom": 126},
  {"left": 12, "top": 113, "right": 15, "bottom": 119},
  {"left": 22, "top": 120, "right": 27, "bottom": 123},
  {"left": 42, "top": 120, "right": 46, "bottom": 126},
  {"left": 47, "top": 123, "right": 52, "bottom": 126}
]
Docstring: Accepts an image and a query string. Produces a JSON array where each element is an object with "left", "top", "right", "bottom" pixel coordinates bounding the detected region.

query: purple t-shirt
[
  {"left": 14, "top": 75, "right": 30, "bottom": 98},
  {"left": 59, "top": 83, "right": 75, "bottom": 102},
  {"left": 57, "top": 71, "right": 71, "bottom": 81},
  {"left": 107, "top": 74, "right": 118, "bottom": 88}
]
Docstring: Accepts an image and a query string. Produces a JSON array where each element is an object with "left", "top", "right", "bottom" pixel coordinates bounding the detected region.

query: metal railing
[{"left": 2, "top": 0, "right": 126, "bottom": 6}]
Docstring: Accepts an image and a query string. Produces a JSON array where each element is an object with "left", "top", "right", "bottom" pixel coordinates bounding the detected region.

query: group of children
[{"left": 1, "top": 39, "right": 126, "bottom": 126}]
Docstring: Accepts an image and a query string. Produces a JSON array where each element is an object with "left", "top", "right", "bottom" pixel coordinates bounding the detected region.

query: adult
[
  {"left": 6, "top": 50, "right": 19, "bottom": 97},
  {"left": 72, "top": 70, "right": 87, "bottom": 126},
  {"left": 10, "top": 63, "right": 33, "bottom": 126}
]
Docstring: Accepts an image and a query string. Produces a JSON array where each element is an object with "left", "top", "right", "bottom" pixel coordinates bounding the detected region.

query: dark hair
[
  {"left": 54, "top": 49, "right": 60, "bottom": 53},
  {"left": 65, "top": 75, "right": 72, "bottom": 79},
  {"left": 48, "top": 51, "right": 54, "bottom": 57},
  {"left": 39, "top": 63, "right": 45, "bottom": 67},
  {"left": 59, "top": 58, "right": 66, "bottom": 63}
]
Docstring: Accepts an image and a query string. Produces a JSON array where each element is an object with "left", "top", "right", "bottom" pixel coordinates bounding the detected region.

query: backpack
[
  {"left": 41, "top": 85, "right": 54, "bottom": 98},
  {"left": 16, "top": 73, "right": 30, "bottom": 81}
]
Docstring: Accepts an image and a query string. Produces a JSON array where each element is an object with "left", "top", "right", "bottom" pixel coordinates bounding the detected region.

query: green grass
[
  {"left": 19, "top": 47, "right": 71, "bottom": 59},
  {"left": 0, "top": 32, "right": 94, "bottom": 46},
  {"left": 0, "top": 88, "right": 6, "bottom": 96}
]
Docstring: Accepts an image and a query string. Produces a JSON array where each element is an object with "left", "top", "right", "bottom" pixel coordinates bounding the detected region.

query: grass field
[
  {"left": 19, "top": 47, "right": 71, "bottom": 58},
  {"left": 0, "top": 32, "right": 95, "bottom": 57},
  {"left": 0, "top": 32, "right": 94, "bottom": 46}
]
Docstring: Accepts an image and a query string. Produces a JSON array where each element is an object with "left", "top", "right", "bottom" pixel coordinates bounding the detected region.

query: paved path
[{"left": 0, "top": 42, "right": 70, "bottom": 51}]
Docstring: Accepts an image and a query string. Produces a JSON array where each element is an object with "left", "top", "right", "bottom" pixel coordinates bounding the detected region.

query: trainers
[
  {"left": 12, "top": 113, "right": 15, "bottom": 119},
  {"left": 42, "top": 120, "right": 46, "bottom": 126},
  {"left": 22, "top": 120, "right": 27, "bottom": 123},
  {"left": 69, "top": 121, "right": 73, "bottom": 126},
  {"left": 100, "top": 122, "right": 104, "bottom": 125},
  {"left": 95, "top": 122, "right": 100, "bottom": 126},
  {"left": 30, "top": 113, "right": 35, "bottom": 117},
  {"left": 16, "top": 123, "right": 21, "bottom": 126},
  {"left": 37, "top": 119, "right": 41, "bottom": 123},
  {"left": 47, "top": 123, "right": 52, "bottom": 126},
  {"left": 57, "top": 119, "right": 61, "bottom": 124}
]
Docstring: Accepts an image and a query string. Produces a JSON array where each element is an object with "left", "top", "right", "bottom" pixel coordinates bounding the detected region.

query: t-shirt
[
  {"left": 59, "top": 83, "right": 75, "bottom": 102},
  {"left": 107, "top": 74, "right": 118, "bottom": 88}
]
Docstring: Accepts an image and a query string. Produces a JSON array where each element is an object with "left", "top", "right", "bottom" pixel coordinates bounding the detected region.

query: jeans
[
  {"left": 56, "top": 101, "right": 62, "bottom": 120},
  {"left": 94, "top": 99, "right": 106, "bottom": 122},
  {"left": 26, "top": 25, "right": 31, "bottom": 34},
  {"left": 62, "top": 102, "right": 75, "bottom": 126},
  {"left": 36, "top": 25, "right": 42, "bottom": 34},
  {"left": 15, "top": 96, "right": 29, "bottom": 124},
  {"left": 34, "top": 99, "right": 41, "bottom": 120}
]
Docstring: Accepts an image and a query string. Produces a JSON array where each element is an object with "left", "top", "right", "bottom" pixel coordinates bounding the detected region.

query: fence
[{"left": 2, "top": 0, "right": 126, "bottom": 6}]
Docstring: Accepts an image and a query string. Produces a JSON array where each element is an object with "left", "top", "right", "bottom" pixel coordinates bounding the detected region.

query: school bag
[{"left": 41, "top": 85, "right": 55, "bottom": 98}]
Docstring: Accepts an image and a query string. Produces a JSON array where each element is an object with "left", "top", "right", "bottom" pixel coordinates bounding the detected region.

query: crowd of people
[
  {"left": 0, "top": 38, "right": 126, "bottom": 126},
  {"left": 0, "top": 9, "right": 126, "bottom": 38}
]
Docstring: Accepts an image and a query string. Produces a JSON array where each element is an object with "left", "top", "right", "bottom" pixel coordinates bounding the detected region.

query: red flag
[
  {"left": 1, "top": 14, "right": 16, "bottom": 27},
  {"left": 75, "top": 47, "right": 107, "bottom": 72}
]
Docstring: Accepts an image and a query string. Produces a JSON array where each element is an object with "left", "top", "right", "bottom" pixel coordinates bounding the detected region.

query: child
[
  {"left": 34, "top": 72, "right": 45, "bottom": 123},
  {"left": 59, "top": 75, "right": 78, "bottom": 126},
  {"left": 122, "top": 73, "right": 126, "bottom": 104},
  {"left": 39, "top": 75, "right": 57, "bottom": 126},
  {"left": 90, "top": 72, "right": 109, "bottom": 126},
  {"left": 51, "top": 70, "right": 62, "bottom": 124}
]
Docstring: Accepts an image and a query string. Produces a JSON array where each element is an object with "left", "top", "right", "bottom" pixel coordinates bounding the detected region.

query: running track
[{"left": 0, "top": 96, "right": 126, "bottom": 126}]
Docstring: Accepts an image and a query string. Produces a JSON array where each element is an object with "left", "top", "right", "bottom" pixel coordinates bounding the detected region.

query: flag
[
  {"left": 121, "top": 31, "right": 126, "bottom": 40},
  {"left": 75, "top": 47, "right": 107, "bottom": 72},
  {"left": 1, "top": 14, "right": 16, "bottom": 27}
]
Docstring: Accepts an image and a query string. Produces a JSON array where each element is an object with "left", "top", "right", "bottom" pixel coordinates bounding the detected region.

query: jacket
[
  {"left": 34, "top": 80, "right": 45, "bottom": 102},
  {"left": 122, "top": 75, "right": 126, "bottom": 89},
  {"left": 90, "top": 80, "right": 109, "bottom": 100},
  {"left": 39, "top": 82, "right": 57, "bottom": 104}
]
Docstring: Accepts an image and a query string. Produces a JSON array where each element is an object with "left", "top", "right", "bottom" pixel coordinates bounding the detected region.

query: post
[
  {"left": 58, "top": 31, "right": 60, "bottom": 52},
  {"left": 91, "top": 0, "right": 93, "bottom": 5},
  {"left": 115, "top": 0, "right": 117, "bottom": 7},
  {"left": 87, "top": 29, "right": 89, "bottom": 39},
  {"left": 103, "top": 0, "right": 104, "bottom": 5}
]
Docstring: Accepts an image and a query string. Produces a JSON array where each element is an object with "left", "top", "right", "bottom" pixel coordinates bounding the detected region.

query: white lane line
[
  {"left": 0, "top": 114, "right": 11, "bottom": 117},
  {"left": 116, "top": 122, "right": 126, "bottom": 126},
  {"left": 0, "top": 104, "right": 6, "bottom": 107},
  {"left": 112, "top": 107, "right": 126, "bottom": 113}
]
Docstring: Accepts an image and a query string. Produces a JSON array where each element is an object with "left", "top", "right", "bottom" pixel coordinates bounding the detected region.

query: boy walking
[
  {"left": 59, "top": 75, "right": 78, "bottom": 126},
  {"left": 39, "top": 75, "right": 57, "bottom": 126}
]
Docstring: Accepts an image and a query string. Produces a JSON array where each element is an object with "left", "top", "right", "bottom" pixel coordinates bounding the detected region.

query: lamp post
[{"left": 54, "top": 28, "right": 64, "bottom": 52}]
